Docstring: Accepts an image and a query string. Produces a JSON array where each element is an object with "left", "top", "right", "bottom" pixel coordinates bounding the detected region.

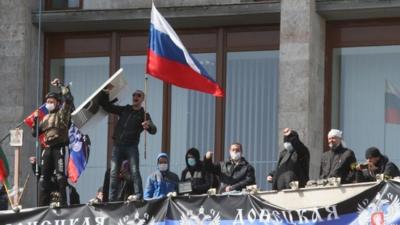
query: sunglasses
[{"left": 132, "top": 93, "right": 142, "bottom": 98}]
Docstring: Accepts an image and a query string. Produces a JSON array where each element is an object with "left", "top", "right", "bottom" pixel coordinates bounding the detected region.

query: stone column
[
  {"left": 0, "top": 0, "right": 41, "bottom": 207},
  {"left": 278, "top": 0, "right": 326, "bottom": 179}
]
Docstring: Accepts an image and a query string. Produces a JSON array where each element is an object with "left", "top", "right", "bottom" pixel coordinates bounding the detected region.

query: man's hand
[
  {"left": 283, "top": 128, "right": 292, "bottom": 136},
  {"left": 205, "top": 151, "right": 213, "bottom": 160},
  {"left": 29, "top": 156, "right": 36, "bottom": 165},
  {"left": 51, "top": 78, "right": 61, "bottom": 87},
  {"left": 142, "top": 120, "right": 151, "bottom": 130},
  {"left": 225, "top": 186, "right": 232, "bottom": 192},
  {"left": 267, "top": 175, "right": 273, "bottom": 182}
]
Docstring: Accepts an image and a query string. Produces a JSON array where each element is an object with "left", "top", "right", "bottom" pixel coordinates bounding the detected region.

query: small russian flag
[
  {"left": 146, "top": 3, "right": 224, "bottom": 97},
  {"left": 23, "top": 104, "right": 49, "bottom": 147}
]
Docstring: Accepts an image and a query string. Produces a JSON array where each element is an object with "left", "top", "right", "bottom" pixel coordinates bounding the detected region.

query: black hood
[{"left": 185, "top": 148, "right": 200, "bottom": 169}]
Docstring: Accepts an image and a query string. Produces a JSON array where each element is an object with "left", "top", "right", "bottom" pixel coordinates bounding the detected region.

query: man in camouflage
[{"left": 33, "top": 78, "right": 73, "bottom": 206}]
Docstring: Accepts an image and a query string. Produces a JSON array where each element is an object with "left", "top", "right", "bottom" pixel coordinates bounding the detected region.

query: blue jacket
[{"left": 144, "top": 153, "right": 179, "bottom": 200}]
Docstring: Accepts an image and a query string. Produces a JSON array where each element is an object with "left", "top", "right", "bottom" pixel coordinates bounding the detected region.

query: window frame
[
  {"left": 44, "top": 25, "right": 280, "bottom": 165},
  {"left": 325, "top": 18, "right": 400, "bottom": 150}
]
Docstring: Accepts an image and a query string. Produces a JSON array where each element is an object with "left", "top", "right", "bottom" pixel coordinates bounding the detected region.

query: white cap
[{"left": 328, "top": 129, "right": 342, "bottom": 138}]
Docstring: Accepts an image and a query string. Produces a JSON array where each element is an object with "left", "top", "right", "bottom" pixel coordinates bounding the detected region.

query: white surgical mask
[
  {"left": 230, "top": 151, "right": 241, "bottom": 161},
  {"left": 187, "top": 158, "right": 196, "bottom": 167},
  {"left": 158, "top": 163, "right": 168, "bottom": 171},
  {"left": 283, "top": 142, "right": 294, "bottom": 152},
  {"left": 45, "top": 103, "right": 56, "bottom": 112}
]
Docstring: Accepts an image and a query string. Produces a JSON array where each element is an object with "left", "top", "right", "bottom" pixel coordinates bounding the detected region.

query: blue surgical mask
[{"left": 187, "top": 158, "right": 196, "bottom": 167}]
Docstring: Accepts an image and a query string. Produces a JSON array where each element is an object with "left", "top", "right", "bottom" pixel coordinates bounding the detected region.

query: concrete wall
[
  {"left": 0, "top": 0, "right": 41, "bottom": 207},
  {"left": 84, "top": 0, "right": 241, "bottom": 10},
  {"left": 278, "top": 0, "right": 326, "bottom": 179}
]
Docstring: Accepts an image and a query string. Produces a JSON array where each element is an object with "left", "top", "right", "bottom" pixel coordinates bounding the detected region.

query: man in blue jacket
[{"left": 144, "top": 153, "right": 179, "bottom": 200}]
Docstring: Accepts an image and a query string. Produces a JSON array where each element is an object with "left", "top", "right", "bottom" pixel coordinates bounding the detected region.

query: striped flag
[
  {"left": 23, "top": 104, "right": 48, "bottom": 146},
  {"left": 385, "top": 81, "right": 400, "bottom": 124},
  {"left": 0, "top": 146, "right": 9, "bottom": 183},
  {"left": 67, "top": 123, "right": 90, "bottom": 183},
  {"left": 146, "top": 3, "right": 224, "bottom": 97}
]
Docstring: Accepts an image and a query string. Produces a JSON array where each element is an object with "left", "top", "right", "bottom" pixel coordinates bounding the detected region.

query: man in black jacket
[
  {"left": 267, "top": 128, "right": 309, "bottom": 190},
  {"left": 181, "top": 148, "right": 213, "bottom": 195},
  {"left": 356, "top": 147, "right": 400, "bottom": 182},
  {"left": 100, "top": 89, "right": 157, "bottom": 201},
  {"left": 320, "top": 129, "right": 357, "bottom": 184},
  {"left": 204, "top": 143, "right": 255, "bottom": 193}
]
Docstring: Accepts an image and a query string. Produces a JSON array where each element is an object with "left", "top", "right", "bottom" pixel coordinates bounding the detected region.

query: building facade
[{"left": 1, "top": 0, "right": 400, "bottom": 206}]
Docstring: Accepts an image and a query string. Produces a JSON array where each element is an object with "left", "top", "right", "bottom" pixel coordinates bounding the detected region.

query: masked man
[
  {"left": 267, "top": 128, "right": 310, "bottom": 190},
  {"left": 180, "top": 148, "right": 213, "bottom": 194},
  {"left": 33, "top": 78, "right": 73, "bottom": 206},
  {"left": 144, "top": 153, "right": 179, "bottom": 200},
  {"left": 204, "top": 142, "right": 255, "bottom": 193}
]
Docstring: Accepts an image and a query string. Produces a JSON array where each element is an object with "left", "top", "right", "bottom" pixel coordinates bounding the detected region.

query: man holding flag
[{"left": 30, "top": 78, "right": 73, "bottom": 206}]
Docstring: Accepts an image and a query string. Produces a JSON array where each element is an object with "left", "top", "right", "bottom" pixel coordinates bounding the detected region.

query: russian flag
[
  {"left": 385, "top": 81, "right": 400, "bottom": 124},
  {"left": 146, "top": 3, "right": 224, "bottom": 97},
  {"left": 67, "top": 123, "right": 90, "bottom": 183},
  {"left": 23, "top": 104, "right": 49, "bottom": 128},
  {"left": 23, "top": 104, "right": 49, "bottom": 147}
]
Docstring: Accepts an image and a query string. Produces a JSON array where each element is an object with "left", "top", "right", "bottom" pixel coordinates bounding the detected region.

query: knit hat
[
  {"left": 365, "top": 147, "right": 381, "bottom": 159},
  {"left": 328, "top": 129, "right": 342, "bottom": 138}
]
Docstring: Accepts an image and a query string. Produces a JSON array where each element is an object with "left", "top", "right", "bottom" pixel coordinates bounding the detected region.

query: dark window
[{"left": 45, "top": 0, "right": 82, "bottom": 10}]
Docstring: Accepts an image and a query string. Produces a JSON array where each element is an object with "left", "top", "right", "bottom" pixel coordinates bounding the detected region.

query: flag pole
[
  {"left": 17, "top": 174, "right": 30, "bottom": 204},
  {"left": 144, "top": 74, "right": 148, "bottom": 160},
  {"left": 384, "top": 80, "right": 387, "bottom": 153},
  {"left": 2, "top": 180, "right": 14, "bottom": 208}
]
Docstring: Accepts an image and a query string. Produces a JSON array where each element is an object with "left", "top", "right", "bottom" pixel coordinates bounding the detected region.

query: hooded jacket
[
  {"left": 180, "top": 148, "right": 213, "bottom": 194},
  {"left": 269, "top": 131, "right": 310, "bottom": 190},
  {"left": 356, "top": 155, "right": 400, "bottom": 182},
  {"left": 144, "top": 153, "right": 179, "bottom": 200}
]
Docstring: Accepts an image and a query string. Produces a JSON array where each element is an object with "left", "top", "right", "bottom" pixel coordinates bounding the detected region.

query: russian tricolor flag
[
  {"left": 146, "top": 3, "right": 224, "bottom": 97},
  {"left": 23, "top": 104, "right": 49, "bottom": 147},
  {"left": 385, "top": 81, "right": 400, "bottom": 124}
]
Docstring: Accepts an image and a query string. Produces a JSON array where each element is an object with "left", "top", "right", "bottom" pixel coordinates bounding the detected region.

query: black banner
[{"left": 1, "top": 180, "right": 400, "bottom": 224}]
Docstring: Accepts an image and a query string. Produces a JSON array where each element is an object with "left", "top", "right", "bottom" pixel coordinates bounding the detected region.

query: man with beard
[
  {"left": 320, "top": 129, "right": 357, "bottom": 184},
  {"left": 355, "top": 147, "right": 400, "bottom": 182},
  {"left": 100, "top": 89, "right": 157, "bottom": 201},
  {"left": 267, "top": 128, "right": 309, "bottom": 190}
]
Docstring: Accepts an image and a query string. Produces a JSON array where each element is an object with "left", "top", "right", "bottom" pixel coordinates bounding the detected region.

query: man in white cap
[{"left": 319, "top": 129, "right": 357, "bottom": 184}]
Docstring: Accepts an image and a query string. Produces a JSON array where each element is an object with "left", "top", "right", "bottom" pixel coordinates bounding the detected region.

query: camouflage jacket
[{"left": 39, "top": 86, "right": 73, "bottom": 147}]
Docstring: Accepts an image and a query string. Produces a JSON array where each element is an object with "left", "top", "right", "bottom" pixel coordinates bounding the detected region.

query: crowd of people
[{"left": 1, "top": 78, "right": 399, "bottom": 210}]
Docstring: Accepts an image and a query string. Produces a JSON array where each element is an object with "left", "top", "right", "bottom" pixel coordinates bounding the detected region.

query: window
[
  {"left": 46, "top": 0, "right": 82, "bottom": 10},
  {"left": 225, "top": 51, "right": 279, "bottom": 190},
  {"left": 327, "top": 19, "right": 400, "bottom": 166},
  {"left": 331, "top": 46, "right": 400, "bottom": 164},
  {"left": 45, "top": 26, "right": 280, "bottom": 198}
]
